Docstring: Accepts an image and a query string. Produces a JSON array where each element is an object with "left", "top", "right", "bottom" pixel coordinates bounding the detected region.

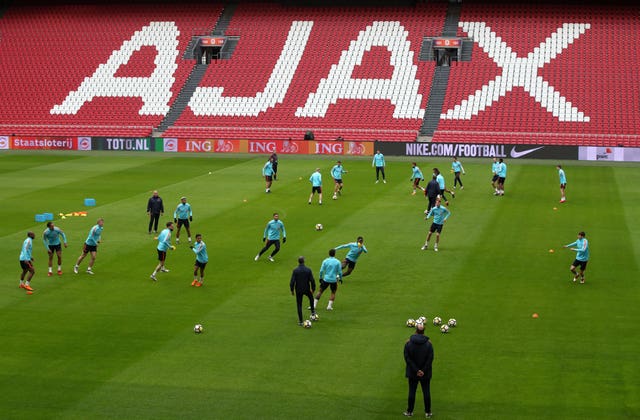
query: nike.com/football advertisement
[{"left": 377, "top": 142, "right": 578, "bottom": 160}]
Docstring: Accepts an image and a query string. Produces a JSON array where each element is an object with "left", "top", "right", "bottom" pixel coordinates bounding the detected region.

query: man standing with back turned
[
  {"left": 290, "top": 256, "right": 316, "bottom": 326},
  {"left": 403, "top": 322, "right": 434, "bottom": 418}
]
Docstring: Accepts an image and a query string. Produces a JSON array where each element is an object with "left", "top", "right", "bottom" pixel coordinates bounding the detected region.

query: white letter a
[
  {"left": 51, "top": 21, "right": 179, "bottom": 116},
  {"left": 296, "top": 21, "right": 424, "bottom": 119}
]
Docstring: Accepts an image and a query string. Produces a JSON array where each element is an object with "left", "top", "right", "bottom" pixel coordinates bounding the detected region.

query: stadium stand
[
  {"left": 0, "top": 1, "right": 638, "bottom": 146},
  {"left": 162, "top": 2, "right": 445, "bottom": 141},
  {"left": 0, "top": 3, "right": 223, "bottom": 137},
  {"left": 434, "top": 2, "right": 640, "bottom": 146}
]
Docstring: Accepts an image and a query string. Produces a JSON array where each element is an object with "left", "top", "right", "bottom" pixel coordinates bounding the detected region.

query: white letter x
[{"left": 441, "top": 22, "right": 590, "bottom": 122}]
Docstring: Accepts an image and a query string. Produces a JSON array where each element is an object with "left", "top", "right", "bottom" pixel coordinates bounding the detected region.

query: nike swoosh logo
[{"left": 510, "top": 146, "right": 545, "bottom": 158}]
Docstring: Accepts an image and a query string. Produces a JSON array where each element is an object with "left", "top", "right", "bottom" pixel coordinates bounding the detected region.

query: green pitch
[{"left": 0, "top": 151, "right": 638, "bottom": 419}]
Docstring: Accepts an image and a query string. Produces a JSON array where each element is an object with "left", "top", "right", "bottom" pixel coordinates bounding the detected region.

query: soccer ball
[
  {"left": 440, "top": 324, "right": 450, "bottom": 333},
  {"left": 315, "top": 223, "right": 323, "bottom": 231},
  {"left": 406, "top": 318, "right": 416, "bottom": 327},
  {"left": 416, "top": 316, "right": 426, "bottom": 324},
  {"left": 303, "top": 320, "right": 312, "bottom": 328},
  {"left": 310, "top": 313, "right": 319, "bottom": 322},
  {"left": 432, "top": 316, "right": 442, "bottom": 326},
  {"left": 447, "top": 318, "right": 457, "bottom": 327},
  {"left": 193, "top": 324, "right": 203, "bottom": 334}
]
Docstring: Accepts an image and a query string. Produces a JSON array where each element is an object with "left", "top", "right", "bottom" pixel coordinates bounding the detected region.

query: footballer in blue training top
[
  {"left": 174, "top": 196, "right": 193, "bottom": 243},
  {"left": 564, "top": 231, "right": 589, "bottom": 284},
  {"left": 308, "top": 168, "right": 323, "bottom": 205},
  {"left": 335, "top": 236, "right": 367, "bottom": 277},
  {"left": 19, "top": 231, "right": 36, "bottom": 291},
  {"left": 255, "top": 213, "right": 287, "bottom": 262},
  {"left": 43, "top": 221, "right": 68, "bottom": 276},
  {"left": 451, "top": 156, "right": 465, "bottom": 189},
  {"left": 190, "top": 233, "right": 208, "bottom": 287},
  {"left": 314, "top": 248, "right": 343, "bottom": 311},
  {"left": 496, "top": 158, "right": 507, "bottom": 196},
  {"left": 74, "top": 218, "right": 104, "bottom": 275},
  {"left": 422, "top": 198, "right": 451, "bottom": 252},
  {"left": 331, "top": 161, "right": 347, "bottom": 199},
  {"left": 150, "top": 221, "right": 175, "bottom": 281},
  {"left": 491, "top": 157, "right": 500, "bottom": 194},
  {"left": 557, "top": 164, "right": 567, "bottom": 203},
  {"left": 372, "top": 150, "right": 386, "bottom": 183},
  {"left": 411, "top": 162, "right": 424, "bottom": 195}
]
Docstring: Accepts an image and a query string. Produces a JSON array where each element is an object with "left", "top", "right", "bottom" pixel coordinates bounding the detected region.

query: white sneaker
[
  {"left": 268, "top": 256, "right": 275, "bottom": 262},
  {"left": 326, "top": 307, "right": 333, "bottom": 311},
  {"left": 434, "top": 247, "right": 438, "bottom": 252},
  {"left": 376, "top": 180, "right": 379, "bottom": 184},
  {"left": 254, "top": 254, "right": 260, "bottom": 261},
  {"left": 150, "top": 274, "right": 157, "bottom": 281},
  {"left": 383, "top": 180, "right": 386, "bottom": 184},
  {"left": 421, "top": 245, "right": 427, "bottom": 250},
  {"left": 460, "top": 186, "right": 464, "bottom": 190},
  {"left": 86, "top": 269, "right": 94, "bottom": 275},
  {"left": 73, "top": 265, "right": 78, "bottom": 274},
  {"left": 160, "top": 267, "right": 170, "bottom": 272},
  {"left": 176, "top": 238, "right": 180, "bottom": 244}
]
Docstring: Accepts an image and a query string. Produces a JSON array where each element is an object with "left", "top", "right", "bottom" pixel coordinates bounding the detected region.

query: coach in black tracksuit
[
  {"left": 146, "top": 190, "right": 164, "bottom": 234},
  {"left": 404, "top": 323, "right": 434, "bottom": 418},
  {"left": 425, "top": 176, "right": 441, "bottom": 212},
  {"left": 289, "top": 256, "right": 316, "bottom": 325}
]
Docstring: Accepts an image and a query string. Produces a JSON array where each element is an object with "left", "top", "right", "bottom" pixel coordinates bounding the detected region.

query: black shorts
[
  {"left": 312, "top": 186, "right": 322, "bottom": 194},
  {"left": 20, "top": 260, "right": 33, "bottom": 270},
  {"left": 319, "top": 279, "right": 338, "bottom": 293},
  {"left": 177, "top": 219, "right": 190, "bottom": 228},
  {"left": 48, "top": 244, "right": 62, "bottom": 252},
  {"left": 492, "top": 175, "right": 499, "bottom": 182},
  {"left": 83, "top": 244, "right": 98, "bottom": 253},
  {"left": 265, "top": 175, "right": 273, "bottom": 182},
  {"left": 157, "top": 250, "right": 167, "bottom": 261},
  {"left": 560, "top": 183, "right": 566, "bottom": 188},
  {"left": 195, "top": 260, "right": 207, "bottom": 269},
  {"left": 413, "top": 178, "right": 422, "bottom": 186},
  {"left": 430, "top": 223, "right": 443, "bottom": 233},
  {"left": 343, "top": 259, "right": 356, "bottom": 269},
  {"left": 572, "top": 259, "right": 588, "bottom": 270},
  {"left": 498, "top": 177, "right": 506, "bottom": 184},
  {"left": 333, "top": 178, "right": 343, "bottom": 185}
]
